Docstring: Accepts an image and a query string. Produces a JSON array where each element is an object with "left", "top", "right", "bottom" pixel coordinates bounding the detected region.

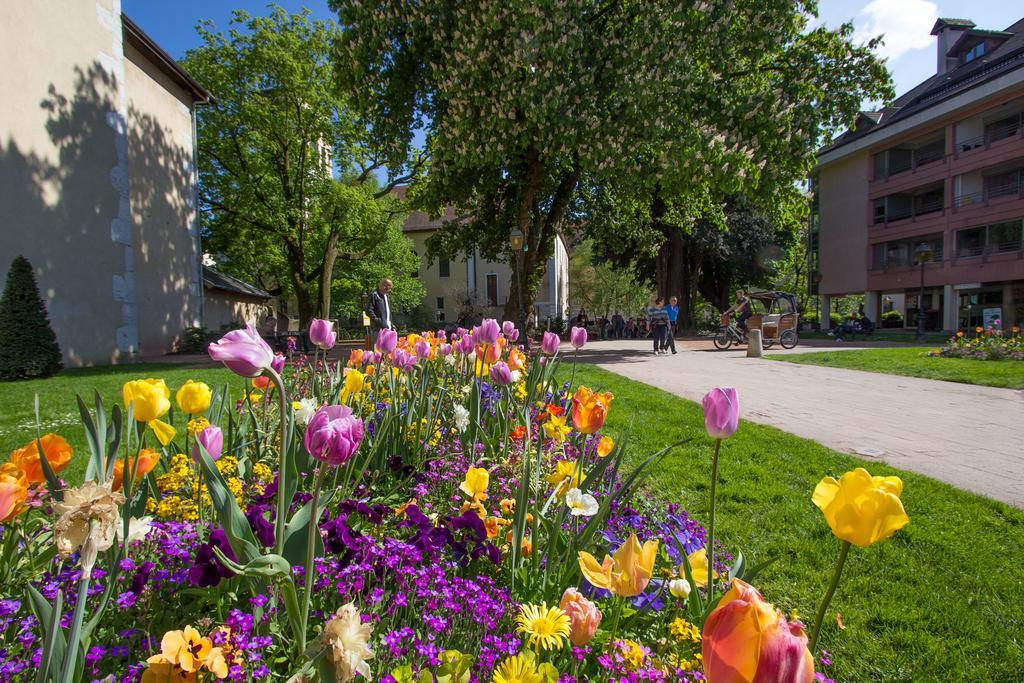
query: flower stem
[
  {"left": 267, "top": 369, "right": 289, "bottom": 555},
  {"left": 706, "top": 438, "right": 721, "bottom": 604},
  {"left": 609, "top": 595, "right": 625, "bottom": 644},
  {"left": 809, "top": 540, "right": 852, "bottom": 654},
  {"left": 299, "top": 465, "right": 328, "bottom": 652}
]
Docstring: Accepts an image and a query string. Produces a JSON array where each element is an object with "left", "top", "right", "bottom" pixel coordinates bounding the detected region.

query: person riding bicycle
[{"left": 724, "top": 290, "right": 753, "bottom": 331}]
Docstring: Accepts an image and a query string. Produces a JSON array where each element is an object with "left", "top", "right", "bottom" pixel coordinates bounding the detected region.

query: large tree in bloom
[
  {"left": 331, "top": 0, "right": 891, "bottom": 320},
  {"left": 183, "top": 8, "right": 423, "bottom": 326}
]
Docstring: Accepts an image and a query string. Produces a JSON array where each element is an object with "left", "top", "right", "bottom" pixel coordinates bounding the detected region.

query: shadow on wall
[{"left": 0, "top": 61, "right": 196, "bottom": 366}]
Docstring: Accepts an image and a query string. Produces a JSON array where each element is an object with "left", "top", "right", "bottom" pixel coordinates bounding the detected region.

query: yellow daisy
[
  {"left": 515, "top": 603, "right": 571, "bottom": 651},
  {"left": 492, "top": 654, "right": 542, "bottom": 683}
]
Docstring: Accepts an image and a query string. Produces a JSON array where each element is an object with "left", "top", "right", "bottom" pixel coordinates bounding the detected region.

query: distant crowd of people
[{"left": 574, "top": 295, "right": 682, "bottom": 355}]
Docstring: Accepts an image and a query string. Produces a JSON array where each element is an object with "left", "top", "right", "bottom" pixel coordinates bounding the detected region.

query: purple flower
[
  {"left": 454, "top": 334, "right": 475, "bottom": 355},
  {"left": 130, "top": 561, "right": 155, "bottom": 594},
  {"left": 246, "top": 506, "right": 275, "bottom": 547},
  {"left": 208, "top": 325, "right": 276, "bottom": 377},
  {"left": 271, "top": 353, "right": 286, "bottom": 374},
  {"left": 414, "top": 340, "right": 431, "bottom": 359},
  {"left": 304, "top": 405, "right": 364, "bottom": 466},
  {"left": 392, "top": 349, "right": 418, "bottom": 373},
  {"left": 438, "top": 343, "right": 452, "bottom": 356},
  {"left": 570, "top": 326, "right": 587, "bottom": 349},
  {"left": 477, "top": 318, "right": 501, "bottom": 345},
  {"left": 502, "top": 320, "right": 516, "bottom": 337},
  {"left": 489, "top": 361, "right": 513, "bottom": 386},
  {"left": 192, "top": 425, "right": 224, "bottom": 461},
  {"left": 702, "top": 387, "right": 739, "bottom": 439},
  {"left": 376, "top": 328, "right": 398, "bottom": 354},
  {"left": 541, "top": 331, "right": 560, "bottom": 355},
  {"left": 188, "top": 529, "right": 238, "bottom": 588},
  {"left": 309, "top": 318, "right": 337, "bottom": 350}
]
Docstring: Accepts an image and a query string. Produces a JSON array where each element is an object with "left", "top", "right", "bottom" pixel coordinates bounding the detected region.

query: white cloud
[{"left": 856, "top": 0, "right": 938, "bottom": 61}]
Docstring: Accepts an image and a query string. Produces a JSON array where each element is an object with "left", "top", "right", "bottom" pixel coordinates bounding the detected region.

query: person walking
[
  {"left": 646, "top": 297, "right": 670, "bottom": 355},
  {"left": 611, "top": 310, "right": 624, "bottom": 339},
  {"left": 663, "top": 296, "right": 679, "bottom": 354},
  {"left": 366, "top": 278, "right": 395, "bottom": 338}
]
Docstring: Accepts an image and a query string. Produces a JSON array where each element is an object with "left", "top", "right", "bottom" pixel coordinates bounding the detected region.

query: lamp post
[
  {"left": 510, "top": 228, "right": 525, "bottom": 335},
  {"left": 914, "top": 242, "right": 934, "bottom": 341}
]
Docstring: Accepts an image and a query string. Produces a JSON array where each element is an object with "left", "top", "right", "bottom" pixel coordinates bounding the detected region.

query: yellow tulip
[
  {"left": 812, "top": 468, "right": 909, "bottom": 547},
  {"left": 578, "top": 532, "right": 658, "bottom": 597},
  {"left": 571, "top": 386, "right": 613, "bottom": 434},
  {"left": 682, "top": 548, "right": 717, "bottom": 588},
  {"left": 460, "top": 466, "right": 489, "bottom": 501},
  {"left": 597, "top": 436, "right": 615, "bottom": 458},
  {"left": 546, "top": 459, "right": 584, "bottom": 497},
  {"left": 344, "top": 368, "right": 365, "bottom": 395},
  {"left": 175, "top": 380, "right": 211, "bottom": 415},
  {"left": 123, "top": 379, "right": 171, "bottom": 423}
]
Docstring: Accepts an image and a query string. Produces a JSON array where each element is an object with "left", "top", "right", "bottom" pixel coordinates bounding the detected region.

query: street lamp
[
  {"left": 510, "top": 228, "right": 526, "bottom": 336},
  {"left": 914, "top": 242, "right": 934, "bottom": 341}
]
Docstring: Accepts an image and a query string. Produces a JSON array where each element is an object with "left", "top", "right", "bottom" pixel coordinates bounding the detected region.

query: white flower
[
  {"left": 53, "top": 481, "right": 125, "bottom": 578},
  {"left": 444, "top": 353, "right": 456, "bottom": 366},
  {"left": 467, "top": 351, "right": 477, "bottom": 363},
  {"left": 116, "top": 515, "right": 154, "bottom": 545},
  {"left": 293, "top": 398, "right": 317, "bottom": 425},
  {"left": 322, "top": 603, "right": 374, "bottom": 682},
  {"left": 454, "top": 404, "right": 470, "bottom": 433},
  {"left": 461, "top": 384, "right": 472, "bottom": 396},
  {"left": 510, "top": 370, "right": 521, "bottom": 383},
  {"left": 565, "top": 488, "right": 599, "bottom": 517},
  {"left": 669, "top": 578, "right": 691, "bottom": 600}
]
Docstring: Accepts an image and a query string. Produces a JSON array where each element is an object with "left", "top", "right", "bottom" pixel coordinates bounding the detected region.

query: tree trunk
[
  {"left": 652, "top": 189, "right": 701, "bottom": 334},
  {"left": 318, "top": 230, "right": 341, "bottom": 319}
]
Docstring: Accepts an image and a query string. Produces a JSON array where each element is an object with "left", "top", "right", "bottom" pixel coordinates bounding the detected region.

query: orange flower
[
  {"left": 485, "top": 517, "right": 500, "bottom": 539},
  {"left": 546, "top": 404, "right": 565, "bottom": 418},
  {"left": 9, "top": 433, "right": 73, "bottom": 484},
  {"left": 510, "top": 425, "right": 527, "bottom": 441},
  {"left": 251, "top": 376, "right": 271, "bottom": 390},
  {"left": 112, "top": 448, "right": 161, "bottom": 491},
  {"left": 508, "top": 347, "right": 526, "bottom": 372},
  {"left": 500, "top": 498, "right": 516, "bottom": 516},
  {"left": 348, "top": 348, "right": 365, "bottom": 366},
  {"left": 394, "top": 498, "right": 417, "bottom": 517},
  {"left": 0, "top": 463, "right": 29, "bottom": 523},
  {"left": 597, "top": 436, "right": 615, "bottom": 458},
  {"left": 571, "top": 387, "right": 614, "bottom": 434}
]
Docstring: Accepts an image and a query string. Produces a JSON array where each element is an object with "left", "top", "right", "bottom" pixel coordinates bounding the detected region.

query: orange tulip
[
  {"left": 597, "top": 436, "right": 615, "bottom": 458},
  {"left": 702, "top": 579, "right": 814, "bottom": 683},
  {"left": 112, "top": 448, "right": 162, "bottom": 491},
  {"left": 571, "top": 387, "right": 613, "bottom": 434},
  {"left": 252, "top": 376, "right": 271, "bottom": 391},
  {"left": 0, "top": 463, "right": 29, "bottom": 523},
  {"left": 507, "top": 347, "right": 526, "bottom": 372},
  {"left": 9, "top": 433, "right": 73, "bottom": 484}
]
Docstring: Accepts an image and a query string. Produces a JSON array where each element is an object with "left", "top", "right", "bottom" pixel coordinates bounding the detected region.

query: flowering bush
[
  {"left": 0, "top": 320, "right": 908, "bottom": 682},
  {"left": 932, "top": 326, "right": 1023, "bottom": 360}
]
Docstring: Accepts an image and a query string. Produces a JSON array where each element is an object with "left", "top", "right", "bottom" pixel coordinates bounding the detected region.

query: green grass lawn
[
  {"left": 768, "top": 346, "right": 1024, "bottom": 389},
  {"left": 797, "top": 330, "right": 951, "bottom": 344},
  {"left": 564, "top": 364, "right": 1024, "bottom": 682},
  {"left": 0, "top": 363, "right": 237, "bottom": 484}
]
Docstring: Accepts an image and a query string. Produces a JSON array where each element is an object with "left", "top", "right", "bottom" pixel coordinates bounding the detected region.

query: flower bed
[
  {"left": 0, "top": 320, "right": 910, "bottom": 682},
  {"left": 932, "top": 327, "right": 1023, "bottom": 360}
]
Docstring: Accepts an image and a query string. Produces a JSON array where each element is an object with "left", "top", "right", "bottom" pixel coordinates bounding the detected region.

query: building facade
[
  {"left": 401, "top": 204, "right": 570, "bottom": 328},
  {"left": 813, "top": 17, "right": 1024, "bottom": 332},
  {"left": 1, "top": 3, "right": 210, "bottom": 365}
]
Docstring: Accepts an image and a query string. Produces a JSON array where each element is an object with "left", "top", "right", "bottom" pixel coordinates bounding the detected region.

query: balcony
[
  {"left": 871, "top": 234, "right": 944, "bottom": 270},
  {"left": 955, "top": 105, "right": 1024, "bottom": 159},
  {"left": 872, "top": 134, "right": 945, "bottom": 184},
  {"left": 953, "top": 171, "right": 1023, "bottom": 211},
  {"left": 953, "top": 219, "right": 1024, "bottom": 259},
  {"left": 873, "top": 183, "right": 944, "bottom": 226}
]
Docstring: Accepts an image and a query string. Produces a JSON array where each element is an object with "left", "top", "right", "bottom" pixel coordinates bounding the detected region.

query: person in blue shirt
[{"left": 662, "top": 296, "right": 679, "bottom": 354}]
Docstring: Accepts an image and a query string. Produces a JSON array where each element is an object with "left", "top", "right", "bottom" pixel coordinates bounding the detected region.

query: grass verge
[
  {"left": 565, "top": 363, "right": 1024, "bottom": 682},
  {"left": 767, "top": 346, "right": 1024, "bottom": 389}
]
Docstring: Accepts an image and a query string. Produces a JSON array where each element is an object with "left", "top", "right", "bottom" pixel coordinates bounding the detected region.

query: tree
[
  {"left": 0, "top": 256, "right": 63, "bottom": 380},
  {"left": 332, "top": 0, "right": 891, "bottom": 321},
  {"left": 569, "top": 240, "right": 650, "bottom": 318},
  {"left": 182, "top": 8, "right": 423, "bottom": 326}
]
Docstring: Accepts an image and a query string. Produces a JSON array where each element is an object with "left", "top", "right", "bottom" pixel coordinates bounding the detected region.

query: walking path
[{"left": 576, "top": 339, "right": 1024, "bottom": 508}]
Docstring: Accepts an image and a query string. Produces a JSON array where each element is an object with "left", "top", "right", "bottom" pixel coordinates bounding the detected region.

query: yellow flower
[
  {"left": 176, "top": 380, "right": 212, "bottom": 415},
  {"left": 186, "top": 417, "right": 211, "bottom": 437},
  {"left": 682, "top": 548, "right": 717, "bottom": 588},
  {"left": 516, "top": 603, "right": 571, "bottom": 651},
  {"left": 546, "top": 460, "right": 583, "bottom": 497},
  {"left": 669, "top": 617, "right": 702, "bottom": 643},
  {"left": 251, "top": 462, "right": 272, "bottom": 482},
  {"left": 123, "top": 379, "right": 171, "bottom": 423},
  {"left": 578, "top": 532, "right": 658, "bottom": 597},
  {"left": 597, "top": 436, "right": 614, "bottom": 458},
  {"left": 812, "top": 468, "right": 909, "bottom": 547},
  {"left": 460, "top": 467, "right": 489, "bottom": 501},
  {"left": 543, "top": 415, "right": 571, "bottom": 443},
  {"left": 151, "top": 626, "right": 226, "bottom": 678},
  {"left": 619, "top": 640, "right": 646, "bottom": 669},
  {"left": 345, "top": 368, "right": 365, "bottom": 394},
  {"left": 492, "top": 654, "right": 542, "bottom": 683}
]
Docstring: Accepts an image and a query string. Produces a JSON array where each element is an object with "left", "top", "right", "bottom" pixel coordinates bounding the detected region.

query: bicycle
[{"left": 712, "top": 315, "right": 747, "bottom": 350}]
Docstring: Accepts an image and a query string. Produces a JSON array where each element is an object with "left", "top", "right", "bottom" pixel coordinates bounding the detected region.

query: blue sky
[{"left": 124, "top": 0, "right": 1022, "bottom": 104}]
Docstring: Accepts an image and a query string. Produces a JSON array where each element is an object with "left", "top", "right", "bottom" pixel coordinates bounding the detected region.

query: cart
[{"left": 713, "top": 290, "right": 800, "bottom": 350}]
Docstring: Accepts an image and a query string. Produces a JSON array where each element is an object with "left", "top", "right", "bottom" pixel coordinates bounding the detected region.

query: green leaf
[
  {"left": 28, "top": 586, "right": 65, "bottom": 683},
  {"left": 195, "top": 442, "right": 261, "bottom": 563}
]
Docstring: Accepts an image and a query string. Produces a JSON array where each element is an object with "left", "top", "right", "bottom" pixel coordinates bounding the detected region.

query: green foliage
[
  {"left": 182, "top": 8, "right": 422, "bottom": 325},
  {"left": 0, "top": 256, "right": 63, "bottom": 381},
  {"left": 568, "top": 240, "right": 650, "bottom": 317}
]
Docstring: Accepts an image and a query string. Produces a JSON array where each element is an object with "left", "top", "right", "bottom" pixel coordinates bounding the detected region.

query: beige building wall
[
  {"left": 817, "top": 151, "right": 870, "bottom": 296},
  {"left": 204, "top": 292, "right": 269, "bottom": 332},
  {"left": 407, "top": 231, "right": 471, "bottom": 323},
  {"left": 0, "top": 2, "right": 202, "bottom": 365}
]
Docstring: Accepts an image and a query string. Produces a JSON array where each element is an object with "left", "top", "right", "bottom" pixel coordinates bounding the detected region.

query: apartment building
[{"left": 812, "top": 17, "right": 1024, "bottom": 332}]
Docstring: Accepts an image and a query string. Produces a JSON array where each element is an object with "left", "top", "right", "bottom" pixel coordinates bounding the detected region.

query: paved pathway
[{"left": 576, "top": 339, "right": 1024, "bottom": 508}]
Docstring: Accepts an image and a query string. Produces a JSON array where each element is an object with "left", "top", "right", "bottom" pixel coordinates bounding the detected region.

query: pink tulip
[
  {"left": 271, "top": 353, "right": 286, "bottom": 374},
  {"left": 392, "top": 348, "right": 417, "bottom": 373},
  {"left": 559, "top": 588, "right": 602, "bottom": 646},
  {"left": 702, "top": 387, "right": 739, "bottom": 439},
  {"left": 541, "top": 331, "right": 560, "bottom": 355},
  {"left": 375, "top": 328, "right": 398, "bottom": 354},
  {"left": 309, "top": 319, "right": 337, "bottom": 350},
  {"left": 454, "top": 334, "right": 475, "bottom": 355},
  {"left": 477, "top": 318, "right": 501, "bottom": 345},
  {"left": 192, "top": 425, "right": 223, "bottom": 462},
  {"left": 438, "top": 343, "right": 453, "bottom": 356},
  {"left": 208, "top": 325, "right": 275, "bottom": 377},
  {"left": 570, "top": 326, "right": 587, "bottom": 349},
  {"left": 304, "top": 405, "right": 364, "bottom": 466},
  {"left": 489, "top": 361, "right": 513, "bottom": 386},
  {"left": 414, "top": 340, "right": 431, "bottom": 359}
]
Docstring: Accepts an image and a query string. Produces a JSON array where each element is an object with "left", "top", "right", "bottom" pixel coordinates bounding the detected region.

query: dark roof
[
  {"left": 820, "top": 16, "right": 1024, "bottom": 157},
  {"left": 122, "top": 14, "right": 214, "bottom": 104},
  {"left": 931, "top": 18, "right": 976, "bottom": 34},
  {"left": 203, "top": 267, "right": 271, "bottom": 299}
]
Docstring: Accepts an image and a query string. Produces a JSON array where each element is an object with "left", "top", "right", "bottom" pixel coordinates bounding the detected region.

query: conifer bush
[{"left": 0, "top": 255, "right": 63, "bottom": 380}]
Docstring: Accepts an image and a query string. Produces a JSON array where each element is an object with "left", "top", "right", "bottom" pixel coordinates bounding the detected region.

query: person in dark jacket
[{"left": 366, "top": 278, "right": 394, "bottom": 336}]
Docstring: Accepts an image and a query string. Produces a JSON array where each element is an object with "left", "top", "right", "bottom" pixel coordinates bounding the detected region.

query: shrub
[
  {"left": 933, "top": 327, "right": 1023, "bottom": 360},
  {"left": 881, "top": 310, "right": 903, "bottom": 328},
  {"left": 0, "top": 256, "right": 63, "bottom": 380},
  {"left": 176, "top": 326, "right": 209, "bottom": 353}
]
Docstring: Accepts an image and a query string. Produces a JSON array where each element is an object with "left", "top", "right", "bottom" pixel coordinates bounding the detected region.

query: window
[
  {"left": 486, "top": 273, "right": 499, "bottom": 307},
  {"left": 963, "top": 42, "right": 985, "bottom": 64},
  {"left": 983, "top": 169, "right": 1021, "bottom": 199},
  {"left": 438, "top": 258, "right": 450, "bottom": 278},
  {"left": 956, "top": 227, "right": 985, "bottom": 257},
  {"left": 990, "top": 220, "right": 1023, "bottom": 251},
  {"left": 435, "top": 297, "right": 446, "bottom": 322},
  {"left": 873, "top": 199, "right": 886, "bottom": 224},
  {"left": 411, "top": 250, "right": 419, "bottom": 278},
  {"left": 436, "top": 296, "right": 445, "bottom": 310}
]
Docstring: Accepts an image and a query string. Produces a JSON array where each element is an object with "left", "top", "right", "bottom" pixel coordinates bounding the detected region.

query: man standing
[
  {"left": 366, "top": 278, "right": 394, "bottom": 337},
  {"left": 646, "top": 297, "right": 670, "bottom": 355},
  {"left": 663, "top": 296, "right": 679, "bottom": 354}
]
